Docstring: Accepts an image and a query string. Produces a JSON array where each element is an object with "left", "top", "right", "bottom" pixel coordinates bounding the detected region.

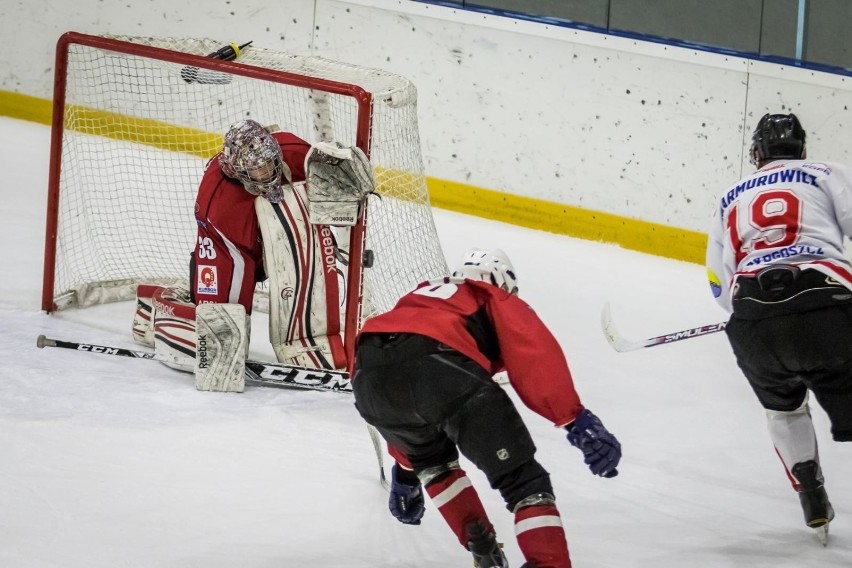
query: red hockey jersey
[
  {"left": 192, "top": 132, "right": 311, "bottom": 312},
  {"left": 357, "top": 278, "right": 584, "bottom": 428}
]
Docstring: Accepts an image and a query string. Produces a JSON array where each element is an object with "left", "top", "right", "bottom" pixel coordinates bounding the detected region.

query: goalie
[{"left": 131, "top": 119, "right": 375, "bottom": 388}]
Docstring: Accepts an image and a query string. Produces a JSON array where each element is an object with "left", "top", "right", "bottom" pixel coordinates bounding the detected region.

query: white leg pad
[
  {"left": 255, "top": 191, "right": 346, "bottom": 370},
  {"left": 152, "top": 286, "right": 197, "bottom": 373},
  {"left": 195, "top": 303, "right": 247, "bottom": 393},
  {"left": 766, "top": 396, "right": 820, "bottom": 477}
]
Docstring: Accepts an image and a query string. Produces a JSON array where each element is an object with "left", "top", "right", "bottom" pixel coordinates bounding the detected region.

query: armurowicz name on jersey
[{"left": 720, "top": 168, "right": 820, "bottom": 211}]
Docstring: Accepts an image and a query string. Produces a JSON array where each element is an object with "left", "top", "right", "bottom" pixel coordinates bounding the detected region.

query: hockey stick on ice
[
  {"left": 600, "top": 303, "right": 727, "bottom": 352},
  {"left": 366, "top": 424, "right": 391, "bottom": 491},
  {"left": 36, "top": 335, "right": 352, "bottom": 393},
  {"left": 37, "top": 335, "right": 395, "bottom": 490}
]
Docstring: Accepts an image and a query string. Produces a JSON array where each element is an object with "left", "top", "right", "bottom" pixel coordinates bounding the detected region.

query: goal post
[{"left": 42, "top": 31, "right": 448, "bottom": 361}]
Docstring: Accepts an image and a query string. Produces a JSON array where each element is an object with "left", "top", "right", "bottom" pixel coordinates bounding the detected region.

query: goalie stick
[
  {"left": 36, "top": 335, "right": 351, "bottom": 393},
  {"left": 36, "top": 335, "right": 399, "bottom": 491},
  {"left": 600, "top": 303, "right": 727, "bottom": 352}
]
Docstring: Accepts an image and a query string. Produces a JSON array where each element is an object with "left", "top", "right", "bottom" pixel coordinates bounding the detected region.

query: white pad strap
[{"left": 195, "top": 303, "right": 247, "bottom": 393}]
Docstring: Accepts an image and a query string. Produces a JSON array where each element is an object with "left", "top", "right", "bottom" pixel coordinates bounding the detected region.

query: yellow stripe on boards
[
  {"left": 0, "top": 89, "right": 709, "bottom": 263},
  {"left": 0, "top": 91, "right": 52, "bottom": 125},
  {"left": 0, "top": 90, "right": 221, "bottom": 159},
  {"left": 62, "top": 105, "right": 222, "bottom": 159},
  {"left": 428, "top": 178, "right": 707, "bottom": 264}
]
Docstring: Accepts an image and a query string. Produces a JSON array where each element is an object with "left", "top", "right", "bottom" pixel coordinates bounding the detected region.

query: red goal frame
[{"left": 41, "top": 31, "right": 374, "bottom": 363}]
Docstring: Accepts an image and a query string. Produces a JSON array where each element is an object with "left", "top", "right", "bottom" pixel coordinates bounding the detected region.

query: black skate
[
  {"left": 792, "top": 460, "right": 835, "bottom": 546},
  {"left": 466, "top": 521, "right": 508, "bottom": 568}
]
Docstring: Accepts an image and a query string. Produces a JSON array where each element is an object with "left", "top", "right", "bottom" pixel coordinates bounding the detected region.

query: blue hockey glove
[
  {"left": 388, "top": 463, "right": 425, "bottom": 525},
  {"left": 566, "top": 409, "right": 621, "bottom": 478}
]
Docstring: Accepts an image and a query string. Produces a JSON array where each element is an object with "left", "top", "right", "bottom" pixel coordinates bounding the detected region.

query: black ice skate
[
  {"left": 466, "top": 520, "right": 508, "bottom": 568},
  {"left": 792, "top": 460, "right": 835, "bottom": 546}
]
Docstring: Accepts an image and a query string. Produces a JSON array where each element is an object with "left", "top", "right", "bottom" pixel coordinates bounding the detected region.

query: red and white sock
[
  {"left": 515, "top": 504, "right": 572, "bottom": 568},
  {"left": 425, "top": 468, "right": 492, "bottom": 547}
]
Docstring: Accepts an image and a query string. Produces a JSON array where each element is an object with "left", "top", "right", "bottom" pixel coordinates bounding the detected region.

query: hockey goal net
[{"left": 42, "top": 32, "right": 448, "bottom": 356}]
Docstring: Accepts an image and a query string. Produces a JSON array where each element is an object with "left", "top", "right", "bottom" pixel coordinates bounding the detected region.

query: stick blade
[{"left": 601, "top": 303, "right": 648, "bottom": 352}]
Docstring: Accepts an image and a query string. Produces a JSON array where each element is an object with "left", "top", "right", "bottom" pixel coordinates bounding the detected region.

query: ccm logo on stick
[{"left": 78, "top": 344, "right": 119, "bottom": 355}]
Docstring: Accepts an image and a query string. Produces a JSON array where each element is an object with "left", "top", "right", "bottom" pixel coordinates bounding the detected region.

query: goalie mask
[
  {"left": 452, "top": 248, "right": 518, "bottom": 295},
  {"left": 219, "top": 119, "right": 291, "bottom": 203}
]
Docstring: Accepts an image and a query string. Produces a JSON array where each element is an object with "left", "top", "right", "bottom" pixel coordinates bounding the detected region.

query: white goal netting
[{"left": 44, "top": 33, "right": 448, "bottom": 331}]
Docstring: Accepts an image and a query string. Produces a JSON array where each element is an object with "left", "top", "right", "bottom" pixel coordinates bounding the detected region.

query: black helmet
[{"left": 750, "top": 113, "right": 806, "bottom": 165}]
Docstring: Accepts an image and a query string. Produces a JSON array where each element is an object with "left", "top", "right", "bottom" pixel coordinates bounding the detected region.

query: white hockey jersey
[{"left": 707, "top": 159, "right": 852, "bottom": 312}]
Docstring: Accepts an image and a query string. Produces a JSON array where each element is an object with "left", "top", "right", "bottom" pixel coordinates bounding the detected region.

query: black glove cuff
[{"left": 394, "top": 464, "right": 420, "bottom": 486}]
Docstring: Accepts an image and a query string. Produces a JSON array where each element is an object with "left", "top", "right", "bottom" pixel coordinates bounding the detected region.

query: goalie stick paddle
[
  {"left": 600, "top": 303, "right": 727, "bottom": 352},
  {"left": 36, "top": 335, "right": 352, "bottom": 393}
]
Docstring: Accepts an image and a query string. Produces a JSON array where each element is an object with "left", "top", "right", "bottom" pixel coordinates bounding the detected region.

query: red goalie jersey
[{"left": 191, "top": 131, "right": 310, "bottom": 313}]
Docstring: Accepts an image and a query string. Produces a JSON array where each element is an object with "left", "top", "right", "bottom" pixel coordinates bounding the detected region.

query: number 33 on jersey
[{"left": 197, "top": 236, "right": 218, "bottom": 260}]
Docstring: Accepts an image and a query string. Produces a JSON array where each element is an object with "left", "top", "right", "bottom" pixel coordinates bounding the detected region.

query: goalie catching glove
[{"left": 305, "top": 141, "right": 376, "bottom": 226}]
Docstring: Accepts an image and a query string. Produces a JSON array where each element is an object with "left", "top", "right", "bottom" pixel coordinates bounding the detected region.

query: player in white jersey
[{"left": 706, "top": 113, "right": 852, "bottom": 544}]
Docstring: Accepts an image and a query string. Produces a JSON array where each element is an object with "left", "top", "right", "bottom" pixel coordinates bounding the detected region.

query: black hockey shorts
[
  {"left": 353, "top": 332, "right": 551, "bottom": 506},
  {"left": 726, "top": 267, "right": 852, "bottom": 441}
]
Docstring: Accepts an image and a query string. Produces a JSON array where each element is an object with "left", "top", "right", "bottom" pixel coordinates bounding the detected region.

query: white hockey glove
[{"left": 305, "top": 141, "right": 375, "bottom": 226}]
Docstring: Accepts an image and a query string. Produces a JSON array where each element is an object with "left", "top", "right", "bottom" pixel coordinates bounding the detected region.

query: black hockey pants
[
  {"left": 352, "top": 332, "right": 552, "bottom": 510},
  {"left": 726, "top": 266, "right": 852, "bottom": 441}
]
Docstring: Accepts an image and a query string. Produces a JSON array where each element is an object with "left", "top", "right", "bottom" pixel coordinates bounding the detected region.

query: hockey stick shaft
[
  {"left": 366, "top": 424, "right": 390, "bottom": 491},
  {"left": 36, "top": 335, "right": 352, "bottom": 393},
  {"left": 36, "top": 335, "right": 394, "bottom": 488},
  {"left": 600, "top": 303, "right": 727, "bottom": 352}
]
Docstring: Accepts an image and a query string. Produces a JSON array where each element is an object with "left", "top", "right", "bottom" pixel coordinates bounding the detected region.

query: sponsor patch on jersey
[
  {"left": 707, "top": 267, "right": 722, "bottom": 298},
  {"left": 197, "top": 265, "right": 218, "bottom": 295}
]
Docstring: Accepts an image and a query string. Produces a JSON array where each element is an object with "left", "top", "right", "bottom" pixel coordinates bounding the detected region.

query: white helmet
[{"left": 452, "top": 248, "right": 518, "bottom": 294}]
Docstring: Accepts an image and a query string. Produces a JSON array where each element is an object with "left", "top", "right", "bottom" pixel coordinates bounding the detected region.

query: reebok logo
[
  {"left": 197, "top": 334, "right": 208, "bottom": 369},
  {"left": 320, "top": 226, "right": 337, "bottom": 274},
  {"left": 152, "top": 298, "right": 174, "bottom": 317}
]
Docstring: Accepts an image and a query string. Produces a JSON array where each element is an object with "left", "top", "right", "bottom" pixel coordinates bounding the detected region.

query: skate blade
[{"left": 814, "top": 523, "right": 830, "bottom": 546}]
